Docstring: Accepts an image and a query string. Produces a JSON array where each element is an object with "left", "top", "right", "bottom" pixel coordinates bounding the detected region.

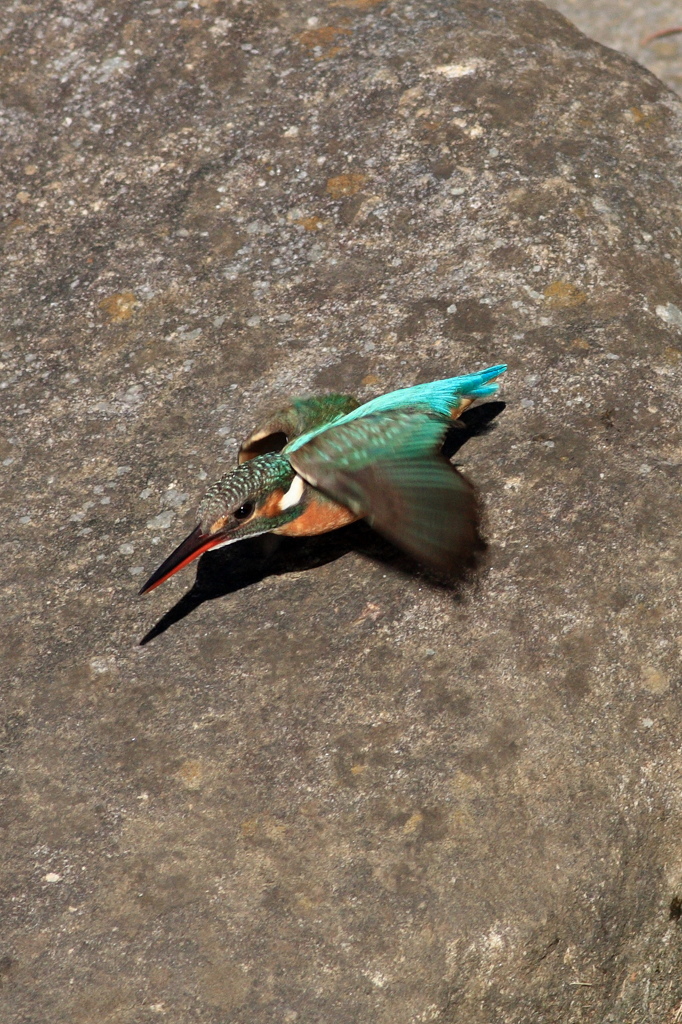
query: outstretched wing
[
  {"left": 289, "top": 410, "right": 477, "bottom": 572},
  {"left": 239, "top": 394, "right": 359, "bottom": 463}
]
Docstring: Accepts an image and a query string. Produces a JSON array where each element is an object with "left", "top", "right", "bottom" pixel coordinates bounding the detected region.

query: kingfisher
[{"left": 139, "top": 364, "right": 506, "bottom": 595}]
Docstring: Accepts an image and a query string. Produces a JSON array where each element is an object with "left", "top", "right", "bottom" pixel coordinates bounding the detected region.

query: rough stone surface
[{"left": 2, "top": 1, "right": 682, "bottom": 1022}]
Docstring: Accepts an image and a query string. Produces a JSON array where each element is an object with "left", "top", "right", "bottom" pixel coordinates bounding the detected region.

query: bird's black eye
[{"left": 234, "top": 502, "right": 254, "bottom": 521}]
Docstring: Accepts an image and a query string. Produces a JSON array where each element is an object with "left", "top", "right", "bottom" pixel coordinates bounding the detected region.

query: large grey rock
[{"left": 2, "top": 1, "right": 682, "bottom": 1021}]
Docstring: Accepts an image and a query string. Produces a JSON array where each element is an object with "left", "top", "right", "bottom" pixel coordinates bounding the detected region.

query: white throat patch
[{"left": 280, "top": 474, "right": 305, "bottom": 510}]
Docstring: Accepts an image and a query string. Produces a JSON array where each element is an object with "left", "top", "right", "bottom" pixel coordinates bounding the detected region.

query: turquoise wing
[
  {"left": 284, "top": 363, "right": 506, "bottom": 454},
  {"left": 289, "top": 410, "right": 477, "bottom": 572}
]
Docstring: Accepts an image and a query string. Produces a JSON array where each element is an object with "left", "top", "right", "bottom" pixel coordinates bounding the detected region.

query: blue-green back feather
[{"left": 285, "top": 364, "right": 506, "bottom": 453}]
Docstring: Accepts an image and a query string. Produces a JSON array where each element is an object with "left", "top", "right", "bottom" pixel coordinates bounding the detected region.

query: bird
[{"left": 139, "top": 363, "right": 506, "bottom": 595}]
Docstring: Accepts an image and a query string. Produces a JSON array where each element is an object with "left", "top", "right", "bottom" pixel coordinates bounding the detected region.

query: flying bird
[{"left": 139, "top": 364, "right": 506, "bottom": 595}]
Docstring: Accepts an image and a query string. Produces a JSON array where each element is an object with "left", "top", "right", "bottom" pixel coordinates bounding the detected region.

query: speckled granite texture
[{"left": 2, "top": 1, "right": 682, "bottom": 1022}]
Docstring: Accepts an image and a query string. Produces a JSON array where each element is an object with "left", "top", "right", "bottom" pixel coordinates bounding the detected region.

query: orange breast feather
[{"left": 274, "top": 493, "right": 361, "bottom": 537}]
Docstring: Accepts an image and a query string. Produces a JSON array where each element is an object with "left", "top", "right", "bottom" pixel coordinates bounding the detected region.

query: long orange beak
[{"left": 138, "top": 525, "right": 226, "bottom": 595}]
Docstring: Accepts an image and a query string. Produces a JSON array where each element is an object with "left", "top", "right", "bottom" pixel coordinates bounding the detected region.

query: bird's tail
[
  {"left": 445, "top": 363, "right": 506, "bottom": 419},
  {"left": 349, "top": 363, "right": 508, "bottom": 421},
  {"left": 455, "top": 363, "right": 507, "bottom": 402}
]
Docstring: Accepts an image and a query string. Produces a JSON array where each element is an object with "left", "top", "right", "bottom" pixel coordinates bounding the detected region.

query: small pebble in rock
[
  {"left": 146, "top": 511, "right": 174, "bottom": 530},
  {"left": 640, "top": 666, "right": 669, "bottom": 694},
  {"left": 656, "top": 302, "right": 682, "bottom": 327}
]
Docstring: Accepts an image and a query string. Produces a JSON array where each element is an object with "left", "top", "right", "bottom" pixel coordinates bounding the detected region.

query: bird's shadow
[{"left": 139, "top": 401, "right": 505, "bottom": 645}]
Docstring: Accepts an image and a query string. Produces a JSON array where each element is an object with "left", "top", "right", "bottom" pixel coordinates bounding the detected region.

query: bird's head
[{"left": 139, "top": 454, "right": 302, "bottom": 594}]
